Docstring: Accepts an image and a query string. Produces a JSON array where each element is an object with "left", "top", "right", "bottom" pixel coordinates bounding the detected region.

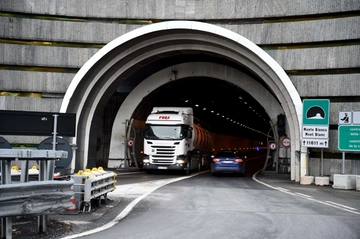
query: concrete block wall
[
  {"left": 2, "top": 0, "right": 359, "bottom": 19},
  {"left": 309, "top": 157, "right": 360, "bottom": 182},
  {"left": 0, "top": 0, "right": 359, "bottom": 165},
  {"left": 0, "top": 71, "right": 74, "bottom": 93}
]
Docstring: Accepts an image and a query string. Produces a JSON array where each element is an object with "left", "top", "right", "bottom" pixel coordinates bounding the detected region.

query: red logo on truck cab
[{"left": 159, "top": 116, "right": 170, "bottom": 120}]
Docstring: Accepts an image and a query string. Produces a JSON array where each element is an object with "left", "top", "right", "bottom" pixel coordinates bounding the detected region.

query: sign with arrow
[
  {"left": 302, "top": 139, "right": 329, "bottom": 148},
  {"left": 301, "top": 99, "right": 330, "bottom": 148}
]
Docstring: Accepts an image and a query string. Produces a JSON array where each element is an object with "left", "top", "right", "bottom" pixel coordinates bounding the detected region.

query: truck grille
[{"left": 150, "top": 145, "right": 176, "bottom": 164}]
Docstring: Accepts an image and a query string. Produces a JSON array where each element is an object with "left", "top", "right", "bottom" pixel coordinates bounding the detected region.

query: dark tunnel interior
[{"left": 133, "top": 77, "right": 273, "bottom": 142}]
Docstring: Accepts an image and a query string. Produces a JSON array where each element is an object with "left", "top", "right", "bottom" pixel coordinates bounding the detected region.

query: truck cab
[{"left": 142, "top": 107, "right": 211, "bottom": 174}]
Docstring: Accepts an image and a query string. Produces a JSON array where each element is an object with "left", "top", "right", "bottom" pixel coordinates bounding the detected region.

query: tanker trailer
[{"left": 142, "top": 107, "right": 213, "bottom": 174}]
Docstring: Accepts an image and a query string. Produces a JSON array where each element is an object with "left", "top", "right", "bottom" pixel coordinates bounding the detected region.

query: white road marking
[
  {"left": 60, "top": 171, "right": 206, "bottom": 239},
  {"left": 294, "top": 193, "right": 312, "bottom": 198},
  {"left": 276, "top": 187, "right": 290, "bottom": 192},
  {"left": 253, "top": 170, "right": 360, "bottom": 216},
  {"left": 325, "top": 201, "right": 357, "bottom": 211}
]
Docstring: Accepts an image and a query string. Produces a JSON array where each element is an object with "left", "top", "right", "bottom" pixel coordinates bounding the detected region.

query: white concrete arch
[{"left": 60, "top": 21, "right": 304, "bottom": 181}]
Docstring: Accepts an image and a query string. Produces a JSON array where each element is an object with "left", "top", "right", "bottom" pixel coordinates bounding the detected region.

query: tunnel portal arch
[{"left": 60, "top": 21, "right": 304, "bottom": 181}]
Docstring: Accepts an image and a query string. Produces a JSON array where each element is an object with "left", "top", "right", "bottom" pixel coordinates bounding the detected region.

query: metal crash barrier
[
  {"left": 0, "top": 180, "right": 74, "bottom": 218},
  {"left": 0, "top": 148, "right": 71, "bottom": 239},
  {"left": 72, "top": 167, "right": 117, "bottom": 213}
]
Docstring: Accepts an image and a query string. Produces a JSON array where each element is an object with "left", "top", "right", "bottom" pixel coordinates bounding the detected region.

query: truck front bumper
[{"left": 143, "top": 163, "right": 187, "bottom": 171}]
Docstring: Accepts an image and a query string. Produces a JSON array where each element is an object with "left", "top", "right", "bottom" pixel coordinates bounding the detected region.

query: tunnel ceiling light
[{"left": 185, "top": 98, "right": 270, "bottom": 140}]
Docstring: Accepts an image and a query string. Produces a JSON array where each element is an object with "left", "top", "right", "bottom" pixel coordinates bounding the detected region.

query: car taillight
[
  {"left": 234, "top": 158, "right": 243, "bottom": 163},
  {"left": 213, "top": 158, "right": 221, "bottom": 162}
]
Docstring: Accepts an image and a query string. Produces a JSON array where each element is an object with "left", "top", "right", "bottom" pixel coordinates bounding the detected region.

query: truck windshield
[{"left": 144, "top": 125, "right": 187, "bottom": 140}]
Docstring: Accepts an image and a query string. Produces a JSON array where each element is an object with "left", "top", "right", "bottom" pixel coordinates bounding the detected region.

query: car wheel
[{"left": 241, "top": 163, "right": 246, "bottom": 176}]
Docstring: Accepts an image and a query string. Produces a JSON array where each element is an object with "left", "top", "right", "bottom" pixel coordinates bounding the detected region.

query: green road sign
[
  {"left": 302, "top": 99, "right": 330, "bottom": 125},
  {"left": 338, "top": 125, "right": 360, "bottom": 151}
]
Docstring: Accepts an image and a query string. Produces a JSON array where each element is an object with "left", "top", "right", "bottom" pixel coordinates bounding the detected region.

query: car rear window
[{"left": 215, "top": 151, "right": 238, "bottom": 157}]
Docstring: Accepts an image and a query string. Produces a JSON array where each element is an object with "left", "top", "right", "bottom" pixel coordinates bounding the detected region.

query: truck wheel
[{"left": 185, "top": 161, "right": 191, "bottom": 175}]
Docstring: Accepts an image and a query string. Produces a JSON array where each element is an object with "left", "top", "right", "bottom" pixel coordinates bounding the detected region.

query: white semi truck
[{"left": 142, "top": 107, "right": 213, "bottom": 174}]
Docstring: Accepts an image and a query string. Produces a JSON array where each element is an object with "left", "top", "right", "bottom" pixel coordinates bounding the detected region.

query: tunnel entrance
[
  {"left": 133, "top": 77, "right": 271, "bottom": 139},
  {"left": 100, "top": 76, "right": 273, "bottom": 172},
  {"left": 60, "top": 21, "right": 303, "bottom": 181}
]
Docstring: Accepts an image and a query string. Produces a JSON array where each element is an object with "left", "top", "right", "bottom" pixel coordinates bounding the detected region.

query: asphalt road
[{"left": 57, "top": 170, "right": 360, "bottom": 239}]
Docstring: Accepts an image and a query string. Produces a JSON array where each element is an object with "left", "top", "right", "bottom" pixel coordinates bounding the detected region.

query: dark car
[{"left": 211, "top": 150, "right": 247, "bottom": 176}]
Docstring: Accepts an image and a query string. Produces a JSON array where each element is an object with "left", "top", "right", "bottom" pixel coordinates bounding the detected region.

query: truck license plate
[{"left": 158, "top": 166, "right": 168, "bottom": 170}]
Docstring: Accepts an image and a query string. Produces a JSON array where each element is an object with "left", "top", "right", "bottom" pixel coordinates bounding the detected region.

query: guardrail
[
  {"left": 0, "top": 148, "right": 71, "bottom": 239},
  {"left": 72, "top": 168, "right": 117, "bottom": 213},
  {"left": 0, "top": 180, "right": 74, "bottom": 218}
]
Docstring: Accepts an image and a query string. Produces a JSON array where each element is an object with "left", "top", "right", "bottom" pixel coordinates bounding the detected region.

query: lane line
[
  {"left": 294, "top": 193, "right": 312, "bottom": 198},
  {"left": 115, "top": 171, "right": 143, "bottom": 175},
  {"left": 325, "top": 201, "right": 357, "bottom": 211},
  {"left": 60, "top": 171, "right": 206, "bottom": 239},
  {"left": 253, "top": 170, "right": 360, "bottom": 216},
  {"left": 276, "top": 187, "right": 290, "bottom": 192}
]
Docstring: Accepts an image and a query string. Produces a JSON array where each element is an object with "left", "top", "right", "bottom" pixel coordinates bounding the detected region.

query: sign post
[
  {"left": 338, "top": 110, "right": 360, "bottom": 175},
  {"left": 301, "top": 99, "right": 330, "bottom": 178},
  {"left": 338, "top": 125, "right": 360, "bottom": 151},
  {"left": 127, "top": 139, "right": 134, "bottom": 147},
  {"left": 269, "top": 142, "right": 277, "bottom": 151},
  {"left": 302, "top": 99, "right": 330, "bottom": 148},
  {"left": 281, "top": 137, "right": 291, "bottom": 148}
]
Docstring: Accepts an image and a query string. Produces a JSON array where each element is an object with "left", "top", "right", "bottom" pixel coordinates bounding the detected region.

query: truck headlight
[{"left": 176, "top": 159, "right": 186, "bottom": 164}]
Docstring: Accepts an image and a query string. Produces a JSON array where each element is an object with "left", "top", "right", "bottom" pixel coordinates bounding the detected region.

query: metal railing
[
  {"left": 0, "top": 148, "right": 71, "bottom": 239},
  {"left": 72, "top": 168, "right": 117, "bottom": 213},
  {"left": 0, "top": 180, "right": 74, "bottom": 217}
]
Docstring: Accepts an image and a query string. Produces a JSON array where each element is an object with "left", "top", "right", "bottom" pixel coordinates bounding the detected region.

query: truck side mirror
[{"left": 187, "top": 130, "right": 192, "bottom": 138}]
